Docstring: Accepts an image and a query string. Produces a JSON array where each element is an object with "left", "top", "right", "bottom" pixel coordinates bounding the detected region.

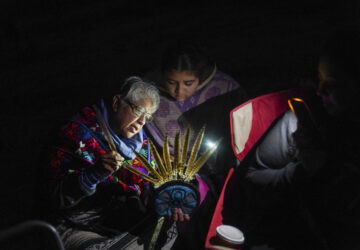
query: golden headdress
[{"left": 121, "top": 126, "right": 221, "bottom": 188}]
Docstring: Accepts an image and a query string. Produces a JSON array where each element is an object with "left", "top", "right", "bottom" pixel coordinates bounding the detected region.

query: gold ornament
[{"left": 128, "top": 126, "right": 221, "bottom": 187}]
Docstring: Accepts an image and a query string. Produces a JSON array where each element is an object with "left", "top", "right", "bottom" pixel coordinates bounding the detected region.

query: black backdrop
[{"left": 1, "top": 0, "right": 359, "bottom": 230}]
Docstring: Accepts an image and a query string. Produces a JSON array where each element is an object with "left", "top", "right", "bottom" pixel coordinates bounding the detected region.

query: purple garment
[{"left": 146, "top": 71, "right": 240, "bottom": 151}]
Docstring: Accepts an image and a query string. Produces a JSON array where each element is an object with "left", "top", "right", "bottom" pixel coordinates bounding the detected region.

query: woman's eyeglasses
[{"left": 123, "top": 100, "right": 153, "bottom": 122}]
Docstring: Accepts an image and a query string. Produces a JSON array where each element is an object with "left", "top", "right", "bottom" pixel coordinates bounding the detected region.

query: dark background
[{"left": 1, "top": 0, "right": 359, "bottom": 232}]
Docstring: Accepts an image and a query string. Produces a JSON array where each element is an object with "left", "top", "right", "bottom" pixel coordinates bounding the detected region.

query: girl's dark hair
[
  {"left": 161, "top": 42, "right": 215, "bottom": 83},
  {"left": 320, "top": 26, "right": 360, "bottom": 81}
]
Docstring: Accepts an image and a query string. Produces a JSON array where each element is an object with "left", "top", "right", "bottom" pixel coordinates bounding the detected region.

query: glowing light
[
  {"left": 207, "top": 141, "right": 216, "bottom": 148},
  {"left": 288, "top": 97, "right": 306, "bottom": 113}
]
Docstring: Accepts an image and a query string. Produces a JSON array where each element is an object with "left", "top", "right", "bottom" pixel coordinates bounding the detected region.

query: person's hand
[
  {"left": 96, "top": 151, "right": 124, "bottom": 176},
  {"left": 293, "top": 125, "right": 327, "bottom": 176},
  {"left": 167, "top": 208, "right": 191, "bottom": 222},
  {"left": 293, "top": 118, "right": 321, "bottom": 146}
]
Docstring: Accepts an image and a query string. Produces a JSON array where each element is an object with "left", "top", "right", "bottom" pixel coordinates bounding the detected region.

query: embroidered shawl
[{"left": 50, "top": 105, "right": 156, "bottom": 195}]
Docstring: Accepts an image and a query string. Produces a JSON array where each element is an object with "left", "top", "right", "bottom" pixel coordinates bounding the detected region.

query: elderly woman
[{"left": 43, "top": 76, "right": 160, "bottom": 250}]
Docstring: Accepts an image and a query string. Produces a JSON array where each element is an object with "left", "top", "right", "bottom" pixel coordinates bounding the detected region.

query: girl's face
[
  {"left": 317, "top": 60, "right": 358, "bottom": 117},
  {"left": 165, "top": 70, "right": 200, "bottom": 102}
]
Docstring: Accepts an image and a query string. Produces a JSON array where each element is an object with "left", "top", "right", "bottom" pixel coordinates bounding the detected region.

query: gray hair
[{"left": 120, "top": 76, "right": 160, "bottom": 113}]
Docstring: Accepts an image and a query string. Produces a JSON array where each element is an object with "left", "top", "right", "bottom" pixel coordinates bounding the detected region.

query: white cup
[{"left": 213, "top": 225, "right": 245, "bottom": 249}]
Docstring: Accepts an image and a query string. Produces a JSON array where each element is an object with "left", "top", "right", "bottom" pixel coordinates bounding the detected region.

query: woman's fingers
[
  {"left": 169, "top": 208, "right": 190, "bottom": 222},
  {"left": 99, "top": 152, "right": 124, "bottom": 171},
  {"left": 101, "top": 158, "right": 118, "bottom": 166},
  {"left": 99, "top": 158, "right": 122, "bottom": 173},
  {"left": 177, "top": 208, "right": 184, "bottom": 222},
  {"left": 101, "top": 151, "right": 124, "bottom": 162},
  {"left": 184, "top": 214, "right": 191, "bottom": 221},
  {"left": 172, "top": 208, "right": 179, "bottom": 221},
  {"left": 102, "top": 164, "right": 117, "bottom": 173}
]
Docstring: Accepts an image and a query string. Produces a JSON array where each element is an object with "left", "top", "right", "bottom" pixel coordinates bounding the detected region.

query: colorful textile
[{"left": 50, "top": 105, "right": 156, "bottom": 195}]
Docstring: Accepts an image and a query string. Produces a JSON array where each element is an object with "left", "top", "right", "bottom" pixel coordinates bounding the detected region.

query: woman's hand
[
  {"left": 96, "top": 151, "right": 124, "bottom": 175},
  {"left": 293, "top": 124, "right": 327, "bottom": 176},
  {"left": 167, "top": 208, "right": 191, "bottom": 222}
]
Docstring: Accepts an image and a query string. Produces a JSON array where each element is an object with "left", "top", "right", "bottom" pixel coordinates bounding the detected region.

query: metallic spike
[
  {"left": 173, "top": 132, "right": 181, "bottom": 176},
  {"left": 163, "top": 134, "right": 173, "bottom": 177},
  {"left": 122, "top": 164, "right": 159, "bottom": 184},
  {"left": 180, "top": 127, "right": 190, "bottom": 176},
  {"left": 149, "top": 140, "right": 167, "bottom": 179},
  {"left": 186, "top": 138, "right": 222, "bottom": 180},
  {"left": 185, "top": 125, "right": 206, "bottom": 176},
  {"left": 133, "top": 150, "right": 162, "bottom": 180}
]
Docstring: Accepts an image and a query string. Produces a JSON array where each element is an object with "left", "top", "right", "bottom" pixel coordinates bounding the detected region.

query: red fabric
[
  {"left": 206, "top": 88, "right": 312, "bottom": 249},
  {"left": 205, "top": 168, "right": 240, "bottom": 249},
  {"left": 230, "top": 88, "right": 310, "bottom": 161}
]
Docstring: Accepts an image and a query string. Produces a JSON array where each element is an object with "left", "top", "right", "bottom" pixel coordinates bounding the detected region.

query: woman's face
[
  {"left": 111, "top": 96, "right": 153, "bottom": 138},
  {"left": 317, "top": 60, "right": 358, "bottom": 117},
  {"left": 165, "top": 70, "right": 200, "bottom": 102}
]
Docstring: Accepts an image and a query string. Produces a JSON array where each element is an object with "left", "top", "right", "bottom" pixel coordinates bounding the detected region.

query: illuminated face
[
  {"left": 111, "top": 96, "right": 153, "bottom": 138},
  {"left": 165, "top": 70, "right": 200, "bottom": 102},
  {"left": 317, "top": 60, "right": 358, "bottom": 117}
]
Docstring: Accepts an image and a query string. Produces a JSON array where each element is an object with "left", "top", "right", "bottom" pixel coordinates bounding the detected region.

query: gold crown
[{"left": 122, "top": 126, "right": 221, "bottom": 187}]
